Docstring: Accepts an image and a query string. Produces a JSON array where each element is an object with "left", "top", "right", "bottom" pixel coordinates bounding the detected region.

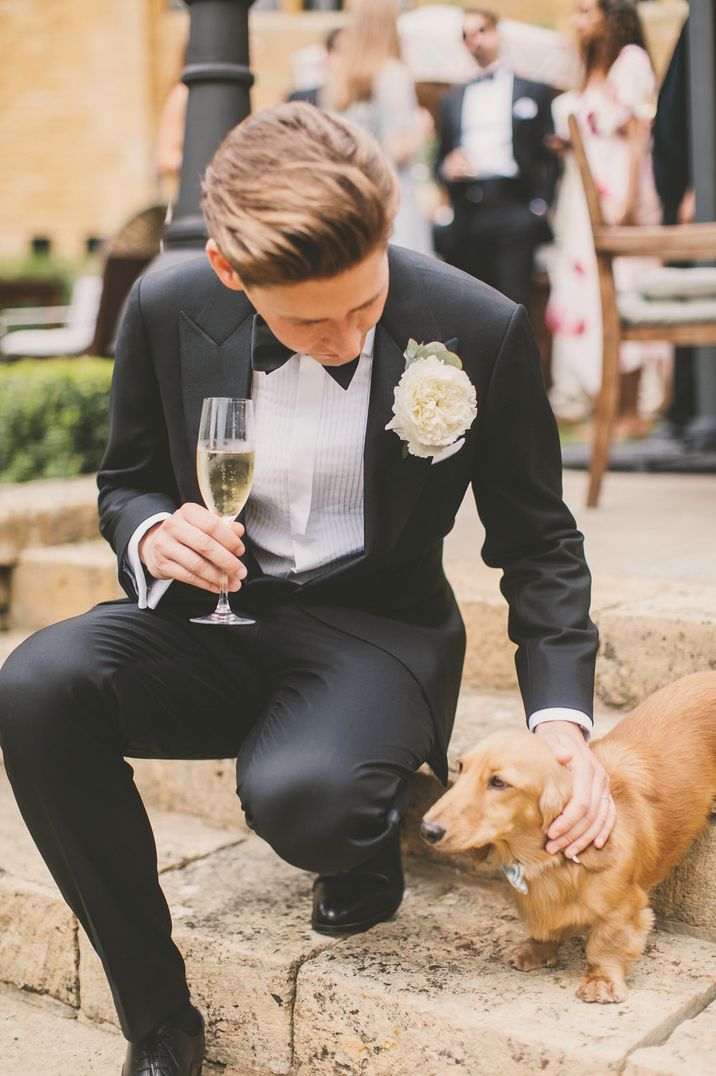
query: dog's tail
[{"left": 594, "top": 671, "right": 716, "bottom": 885}]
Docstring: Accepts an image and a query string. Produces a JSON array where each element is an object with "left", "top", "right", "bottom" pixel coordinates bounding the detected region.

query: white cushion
[
  {"left": 619, "top": 290, "right": 716, "bottom": 325},
  {"left": 638, "top": 267, "right": 716, "bottom": 300},
  {"left": 0, "top": 275, "right": 101, "bottom": 358}
]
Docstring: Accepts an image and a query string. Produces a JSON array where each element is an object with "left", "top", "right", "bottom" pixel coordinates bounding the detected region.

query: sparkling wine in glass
[{"left": 191, "top": 397, "right": 255, "bottom": 626}]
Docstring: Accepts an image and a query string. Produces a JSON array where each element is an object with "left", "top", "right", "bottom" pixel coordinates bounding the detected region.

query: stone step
[
  {"left": 0, "top": 773, "right": 246, "bottom": 1009},
  {"left": 447, "top": 561, "right": 716, "bottom": 713},
  {"left": 0, "top": 984, "right": 229, "bottom": 1076},
  {"left": 0, "top": 476, "right": 100, "bottom": 566},
  {"left": 8, "top": 539, "right": 123, "bottom": 630},
  {"left": 2, "top": 777, "right": 714, "bottom": 1076},
  {"left": 5, "top": 539, "right": 714, "bottom": 709}
]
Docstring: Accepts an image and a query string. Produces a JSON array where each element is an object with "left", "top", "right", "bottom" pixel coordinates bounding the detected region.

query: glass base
[{"left": 190, "top": 611, "right": 255, "bottom": 626}]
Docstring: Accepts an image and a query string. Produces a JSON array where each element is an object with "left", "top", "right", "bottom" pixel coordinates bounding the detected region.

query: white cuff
[
  {"left": 126, "top": 513, "right": 173, "bottom": 610},
  {"left": 528, "top": 707, "right": 593, "bottom": 742}
]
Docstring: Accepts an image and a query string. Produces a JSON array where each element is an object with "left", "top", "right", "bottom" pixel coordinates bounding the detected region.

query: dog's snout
[{"left": 420, "top": 819, "right": 446, "bottom": 844}]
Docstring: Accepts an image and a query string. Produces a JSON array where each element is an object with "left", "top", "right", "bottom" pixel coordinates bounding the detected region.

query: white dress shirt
[
  {"left": 461, "top": 64, "right": 519, "bottom": 179},
  {"left": 125, "top": 323, "right": 592, "bottom": 737},
  {"left": 126, "top": 328, "right": 375, "bottom": 608}
]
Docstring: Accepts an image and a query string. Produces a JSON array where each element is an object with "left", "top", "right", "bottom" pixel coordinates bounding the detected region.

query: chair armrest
[
  {"left": 593, "top": 223, "right": 716, "bottom": 258},
  {"left": 0, "top": 305, "right": 69, "bottom": 329}
]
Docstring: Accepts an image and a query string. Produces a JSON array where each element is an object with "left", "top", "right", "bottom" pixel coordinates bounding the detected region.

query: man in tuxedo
[
  {"left": 0, "top": 104, "right": 610, "bottom": 1076},
  {"left": 435, "top": 7, "right": 559, "bottom": 311}
]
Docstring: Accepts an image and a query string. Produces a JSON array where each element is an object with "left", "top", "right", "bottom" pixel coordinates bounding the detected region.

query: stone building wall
[{"left": 0, "top": 0, "right": 168, "bottom": 259}]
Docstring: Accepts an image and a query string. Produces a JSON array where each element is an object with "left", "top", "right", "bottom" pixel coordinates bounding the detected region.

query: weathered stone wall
[{"left": 0, "top": 0, "right": 167, "bottom": 259}]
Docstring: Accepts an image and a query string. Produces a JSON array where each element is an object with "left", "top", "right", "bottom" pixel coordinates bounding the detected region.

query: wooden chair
[
  {"left": 89, "top": 204, "right": 168, "bottom": 356},
  {"left": 568, "top": 113, "right": 716, "bottom": 506}
]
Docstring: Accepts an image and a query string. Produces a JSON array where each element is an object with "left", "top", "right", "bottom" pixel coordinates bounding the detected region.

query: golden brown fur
[{"left": 422, "top": 673, "right": 716, "bottom": 1003}]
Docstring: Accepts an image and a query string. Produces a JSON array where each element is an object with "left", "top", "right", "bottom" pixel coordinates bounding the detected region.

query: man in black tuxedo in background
[
  {"left": 0, "top": 104, "right": 611, "bottom": 1076},
  {"left": 436, "top": 7, "right": 559, "bottom": 312}
]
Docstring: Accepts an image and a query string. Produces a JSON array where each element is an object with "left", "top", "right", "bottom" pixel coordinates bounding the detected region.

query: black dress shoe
[
  {"left": 311, "top": 835, "right": 404, "bottom": 935},
  {"left": 122, "top": 1015, "right": 205, "bottom": 1076}
]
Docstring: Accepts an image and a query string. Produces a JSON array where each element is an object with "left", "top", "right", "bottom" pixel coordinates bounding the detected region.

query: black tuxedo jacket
[
  {"left": 435, "top": 73, "right": 559, "bottom": 209},
  {"left": 98, "top": 246, "right": 597, "bottom": 782}
]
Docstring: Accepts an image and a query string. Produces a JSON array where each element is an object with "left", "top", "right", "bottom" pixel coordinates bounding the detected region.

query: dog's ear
[{"left": 539, "top": 778, "right": 568, "bottom": 830}]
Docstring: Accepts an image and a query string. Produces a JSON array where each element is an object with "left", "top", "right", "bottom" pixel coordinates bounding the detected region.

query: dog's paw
[
  {"left": 576, "top": 974, "right": 628, "bottom": 1004},
  {"left": 503, "top": 939, "right": 559, "bottom": 972}
]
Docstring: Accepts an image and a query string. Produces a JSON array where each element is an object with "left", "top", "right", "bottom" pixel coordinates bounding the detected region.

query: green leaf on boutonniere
[
  {"left": 435, "top": 348, "right": 462, "bottom": 369},
  {"left": 403, "top": 339, "right": 463, "bottom": 370},
  {"left": 401, "top": 443, "right": 410, "bottom": 459},
  {"left": 404, "top": 338, "right": 420, "bottom": 362}
]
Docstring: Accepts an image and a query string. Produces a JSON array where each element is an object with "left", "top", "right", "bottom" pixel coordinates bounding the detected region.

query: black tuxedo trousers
[
  {"left": 0, "top": 597, "right": 434, "bottom": 1041},
  {"left": 450, "top": 192, "right": 545, "bottom": 312}
]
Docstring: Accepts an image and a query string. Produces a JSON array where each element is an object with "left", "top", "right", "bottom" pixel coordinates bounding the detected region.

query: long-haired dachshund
[{"left": 420, "top": 672, "right": 716, "bottom": 1003}]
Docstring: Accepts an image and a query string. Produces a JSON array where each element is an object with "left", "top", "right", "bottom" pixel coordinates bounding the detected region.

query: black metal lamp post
[{"left": 163, "top": 0, "right": 256, "bottom": 253}]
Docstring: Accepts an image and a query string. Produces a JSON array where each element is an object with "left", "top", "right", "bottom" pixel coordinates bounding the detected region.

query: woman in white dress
[
  {"left": 547, "top": 0, "right": 670, "bottom": 437},
  {"left": 323, "top": 0, "right": 433, "bottom": 256}
]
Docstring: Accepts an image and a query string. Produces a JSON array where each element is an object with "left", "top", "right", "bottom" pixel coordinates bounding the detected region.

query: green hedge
[{"left": 0, "top": 358, "right": 113, "bottom": 483}]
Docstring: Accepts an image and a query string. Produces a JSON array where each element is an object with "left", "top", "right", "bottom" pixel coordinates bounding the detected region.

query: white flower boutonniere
[{"left": 386, "top": 339, "right": 477, "bottom": 459}]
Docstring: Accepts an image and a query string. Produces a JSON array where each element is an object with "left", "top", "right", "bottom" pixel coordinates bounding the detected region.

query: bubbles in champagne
[{"left": 197, "top": 445, "right": 255, "bottom": 518}]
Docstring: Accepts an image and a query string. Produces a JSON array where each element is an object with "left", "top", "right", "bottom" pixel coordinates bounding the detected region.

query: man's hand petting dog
[{"left": 534, "top": 720, "right": 616, "bottom": 860}]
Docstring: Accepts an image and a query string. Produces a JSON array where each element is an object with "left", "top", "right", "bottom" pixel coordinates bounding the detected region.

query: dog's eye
[{"left": 489, "top": 775, "right": 509, "bottom": 789}]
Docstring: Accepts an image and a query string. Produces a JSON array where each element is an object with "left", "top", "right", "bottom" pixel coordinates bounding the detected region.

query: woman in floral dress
[{"left": 547, "top": 0, "right": 671, "bottom": 436}]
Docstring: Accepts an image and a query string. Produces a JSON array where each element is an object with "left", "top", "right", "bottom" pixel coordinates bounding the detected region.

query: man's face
[
  {"left": 463, "top": 13, "right": 501, "bottom": 69},
  {"left": 207, "top": 242, "right": 390, "bottom": 365}
]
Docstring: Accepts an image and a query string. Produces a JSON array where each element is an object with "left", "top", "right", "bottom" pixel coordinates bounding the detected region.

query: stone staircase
[{"left": 0, "top": 476, "right": 715, "bottom": 1074}]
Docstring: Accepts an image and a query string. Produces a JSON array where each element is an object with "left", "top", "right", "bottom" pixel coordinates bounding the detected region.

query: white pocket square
[
  {"left": 431, "top": 438, "right": 465, "bottom": 465},
  {"left": 513, "top": 96, "right": 538, "bottom": 120}
]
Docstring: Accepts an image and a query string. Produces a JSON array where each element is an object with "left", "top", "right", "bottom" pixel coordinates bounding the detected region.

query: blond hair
[
  {"left": 202, "top": 102, "right": 399, "bottom": 287},
  {"left": 325, "top": 0, "right": 401, "bottom": 113}
]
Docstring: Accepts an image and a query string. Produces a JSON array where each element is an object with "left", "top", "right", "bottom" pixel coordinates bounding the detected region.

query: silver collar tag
[{"left": 502, "top": 861, "right": 528, "bottom": 894}]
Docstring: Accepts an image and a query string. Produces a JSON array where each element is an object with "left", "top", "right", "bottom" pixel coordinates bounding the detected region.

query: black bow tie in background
[
  {"left": 471, "top": 67, "right": 496, "bottom": 84},
  {"left": 251, "top": 314, "right": 360, "bottom": 390}
]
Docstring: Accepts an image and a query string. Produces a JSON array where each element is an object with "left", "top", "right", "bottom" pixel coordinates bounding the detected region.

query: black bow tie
[
  {"left": 471, "top": 68, "right": 496, "bottom": 84},
  {"left": 251, "top": 314, "right": 360, "bottom": 390}
]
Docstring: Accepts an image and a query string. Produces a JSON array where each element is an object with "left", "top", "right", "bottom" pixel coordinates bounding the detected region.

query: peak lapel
[
  {"left": 178, "top": 295, "right": 254, "bottom": 459},
  {"left": 364, "top": 251, "right": 451, "bottom": 554}
]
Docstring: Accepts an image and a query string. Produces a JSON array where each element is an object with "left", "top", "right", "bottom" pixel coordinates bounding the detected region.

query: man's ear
[
  {"left": 205, "top": 239, "right": 246, "bottom": 293},
  {"left": 539, "top": 778, "right": 569, "bottom": 831}
]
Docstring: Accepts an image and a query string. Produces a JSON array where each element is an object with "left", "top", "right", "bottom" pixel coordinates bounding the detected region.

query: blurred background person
[
  {"left": 323, "top": 0, "right": 433, "bottom": 255},
  {"left": 652, "top": 18, "right": 695, "bottom": 442},
  {"left": 434, "top": 6, "right": 559, "bottom": 312},
  {"left": 546, "top": 0, "right": 670, "bottom": 437},
  {"left": 287, "top": 27, "right": 345, "bottom": 107}
]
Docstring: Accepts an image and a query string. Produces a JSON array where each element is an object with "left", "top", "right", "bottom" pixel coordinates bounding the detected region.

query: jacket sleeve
[
  {"left": 434, "top": 90, "right": 459, "bottom": 186},
  {"left": 471, "top": 304, "right": 598, "bottom": 717},
  {"left": 97, "top": 277, "right": 180, "bottom": 599},
  {"left": 534, "top": 85, "right": 560, "bottom": 207}
]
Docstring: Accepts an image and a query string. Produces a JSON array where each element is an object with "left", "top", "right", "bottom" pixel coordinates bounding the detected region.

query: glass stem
[{"left": 215, "top": 571, "right": 232, "bottom": 616}]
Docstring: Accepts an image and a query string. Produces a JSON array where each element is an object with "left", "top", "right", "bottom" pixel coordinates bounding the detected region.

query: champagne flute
[{"left": 191, "top": 397, "right": 255, "bottom": 626}]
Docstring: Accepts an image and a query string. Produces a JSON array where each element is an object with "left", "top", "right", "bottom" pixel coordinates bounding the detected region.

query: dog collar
[{"left": 502, "top": 861, "right": 528, "bottom": 894}]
